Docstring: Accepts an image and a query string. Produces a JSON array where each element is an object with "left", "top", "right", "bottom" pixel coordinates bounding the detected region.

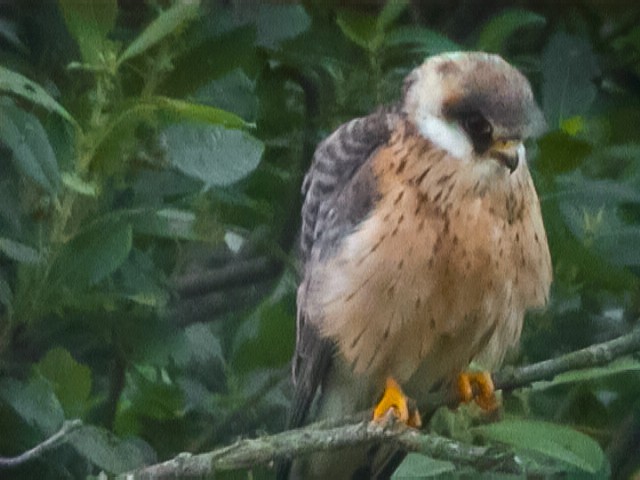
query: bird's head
[{"left": 403, "top": 52, "right": 545, "bottom": 175}]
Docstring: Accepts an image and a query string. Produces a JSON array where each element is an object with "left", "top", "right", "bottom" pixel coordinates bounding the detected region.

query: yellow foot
[
  {"left": 457, "top": 371, "right": 498, "bottom": 411},
  {"left": 372, "top": 377, "right": 422, "bottom": 428}
]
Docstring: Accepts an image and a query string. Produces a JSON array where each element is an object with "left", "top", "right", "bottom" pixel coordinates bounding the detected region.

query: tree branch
[
  {"left": 422, "top": 325, "right": 640, "bottom": 413},
  {"left": 124, "top": 418, "right": 518, "bottom": 479},
  {"left": 124, "top": 326, "right": 640, "bottom": 479},
  {"left": 0, "top": 419, "right": 83, "bottom": 469},
  {"left": 494, "top": 326, "right": 640, "bottom": 390}
]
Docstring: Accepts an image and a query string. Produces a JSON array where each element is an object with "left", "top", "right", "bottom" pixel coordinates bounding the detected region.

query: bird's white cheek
[{"left": 415, "top": 114, "right": 473, "bottom": 161}]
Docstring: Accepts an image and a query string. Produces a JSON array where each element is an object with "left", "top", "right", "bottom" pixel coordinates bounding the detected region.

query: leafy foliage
[
  {"left": 473, "top": 419, "right": 606, "bottom": 474},
  {"left": 1, "top": 0, "right": 640, "bottom": 478}
]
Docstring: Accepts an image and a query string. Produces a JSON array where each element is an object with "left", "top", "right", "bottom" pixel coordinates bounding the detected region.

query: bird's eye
[{"left": 462, "top": 112, "right": 493, "bottom": 153}]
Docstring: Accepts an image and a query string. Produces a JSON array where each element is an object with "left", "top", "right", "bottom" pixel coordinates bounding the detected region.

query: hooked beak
[{"left": 490, "top": 140, "right": 522, "bottom": 174}]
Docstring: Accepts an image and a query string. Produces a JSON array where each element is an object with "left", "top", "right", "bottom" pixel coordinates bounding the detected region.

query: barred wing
[{"left": 289, "top": 108, "right": 396, "bottom": 430}]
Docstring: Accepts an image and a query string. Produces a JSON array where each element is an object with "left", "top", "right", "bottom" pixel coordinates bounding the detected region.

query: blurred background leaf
[
  {"left": 163, "top": 123, "right": 264, "bottom": 189},
  {"left": 472, "top": 419, "right": 605, "bottom": 474},
  {"left": 476, "top": 9, "right": 546, "bottom": 53},
  {"left": 58, "top": 0, "right": 118, "bottom": 66},
  {"left": 117, "top": 0, "right": 200, "bottom": 65}
]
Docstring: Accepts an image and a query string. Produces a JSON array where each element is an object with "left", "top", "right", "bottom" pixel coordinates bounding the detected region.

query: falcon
[{"left": 284, "top": 52, "right": 552, "bottom": 479}]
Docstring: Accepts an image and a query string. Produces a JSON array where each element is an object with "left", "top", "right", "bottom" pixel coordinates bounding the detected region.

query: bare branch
[
  {"left": 124, "top": 418, "right": 517, "bottom": 479},
  {"left": 0, "top": 419, "right": 83, "bottom": 469},
  {"left": 124, "top": 326, "right": 640, "bottom": 479},
  {"left": 494, "top": 325, "right": 640, "bottom": 391},
  {"left": 173, "top": 257, "right": 277, "bottom": 297}
]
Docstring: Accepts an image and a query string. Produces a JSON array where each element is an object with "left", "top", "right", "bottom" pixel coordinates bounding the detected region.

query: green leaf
[
  {"left": 133, "top": 170, "right": 199, "bottom": 200},
  {"left": 160, "top": 23, "right": 258, "bottom": 98},
  {"left": 117, "top": 368, "right": 184, "bottom": 422},
  {"left": 134, "top": 208, "right": 198, "bottom": 240},
  {"left": 193, "top": 69, "right": 258, "bottom": 122},
  {"left": 116, "top": 248, "right": 168, "bottom": 308},
  {"left": 0, "top": 67, "right": 77, "bottom": 126},
  {"left": 50, "top": 220, "right": 132, "bottom": 288},
  {"left": 255, "top": 4, "right": 311, "bottom": 49},
  {"left": 472, "top": 419, "right": 605, "bottom": 473},
  {"left": 117, "top": 0, "right": 201, "bottom": 65},
  {"left": 542, "top": 33, "right": 599, "bottom": 128},
  {"left": 61, "top": 172, "right": 98, "bottom": 196},
  {"left": 384, "top": 27, "right": 461, "bottom": 55},
  {"left": 91, "top": 96, "right": 250, "bottom": 175},
  {"left": 172, "top": 323, "right": 224, "bottom": 367},
  {"left": 0, "top": 269, "right": 12, "bottom": 308},
  {"left": 376, "top": 0, "right": 410, "bottom": 31},
  {"left": 232, "top": 279, "right": 295, "bottom": 373},
  {"left": 595, "top": 227, "right": 640, "bottom": 266},
  {"left": 556, "top": 195, "right": 640, "bottom": 269},
  {"left": 0, "top": 97, "right": 60, "bottom": 193},
  {"left": 392, "top": 453, "right": 455, "bottom": 479},
  {"left": 163, "top": 123, "right": 264, "bottom": 190},
  {"left": 0, "top": 237, "right": 41, "bottom": 264},
  {"left": 69, "top": 425, "right": 153, "bottom": 474},
  {"left": 0, "top": 377, "right": 64, "bottom": 435},
  {"left": 531, "top": 357, "right": 640, "bottom": 390},
  {"left": 477, "top": 9, "right": 546, "bottom": 52},
  {"left": 36, "top": 348, "right": 92, "bottom": 419},
  {"left": 133, "top": 208, "right": 222, "bottom": 242},
  {"left": 58, "top": 0, "right": 118, "bottom": 65},
  {"left": 336, "top": 10, "right": 378, "bottom": 51},
  {"left": 0, "top": 14, "right": 27, "bottom": 53},
  {"left": 147, "top": 96, "right": 251, "bottom": 128},
  {"left": 584, "top": 143, "right": 640, "bottom": 179},
  {"left": 612, "top": 24, "right": 640, "bottom": 53},
  {"left": 536, "top": 131, "right": 592, "bottom": 174},
  {"left": 548, "top": 173, "right": 640, "bottom": 207},
  {"left": 96, "top": 97, "right": 250, "bottom": 163},
  {"left": 337, "top": 2, "right": 410, "bottom": 52}
]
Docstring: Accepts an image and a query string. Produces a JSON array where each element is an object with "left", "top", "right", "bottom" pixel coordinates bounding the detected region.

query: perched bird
[{"left": 284, "top": 52, "right": 552, "bottom": 479}]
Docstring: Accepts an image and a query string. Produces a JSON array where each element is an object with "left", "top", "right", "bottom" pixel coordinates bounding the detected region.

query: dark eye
[{"left": 462, "top": 112, "right": 493, "bottom": 153}]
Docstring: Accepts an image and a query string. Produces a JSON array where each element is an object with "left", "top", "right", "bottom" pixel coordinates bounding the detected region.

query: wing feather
[
  {"left": 299, "top": 108, "right": 396, "bottom": 263},
  {"left": 288, "top": 108, "right": 397, "bottom": 431}
]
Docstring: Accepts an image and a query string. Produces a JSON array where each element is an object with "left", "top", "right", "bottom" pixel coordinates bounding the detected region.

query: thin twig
[
  {"left": 494, "top": 326, "right": 640, "bottom": 391},
  {"left": 423, "top": 325, "right": 640, "bottom": 413},
  {"left": 0, "top": 419, "right": 83, "bottom": 469}
]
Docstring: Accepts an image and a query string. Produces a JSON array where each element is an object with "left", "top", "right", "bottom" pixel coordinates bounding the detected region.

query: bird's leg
[
  {"left": 457, "top": 371, "right": 498, "bottom": 411},
  {"left": 373, "top": 377, "right": 422, "bottom": 428}
]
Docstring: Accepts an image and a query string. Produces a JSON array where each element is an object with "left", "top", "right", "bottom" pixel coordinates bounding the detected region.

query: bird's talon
[
  {"left": 457, "top": 371, "right": 498, "bottom": 411},
  {"left": 373, "top": 377, "right": 422, "bottom": 428},
  {"left": 408, "top": 406, "right": 422, "bottom": 428}
]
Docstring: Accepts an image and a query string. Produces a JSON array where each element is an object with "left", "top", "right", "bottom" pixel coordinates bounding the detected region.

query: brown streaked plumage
[{"left": 283, "top": 52, "right": 552, "bottom": 480}]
